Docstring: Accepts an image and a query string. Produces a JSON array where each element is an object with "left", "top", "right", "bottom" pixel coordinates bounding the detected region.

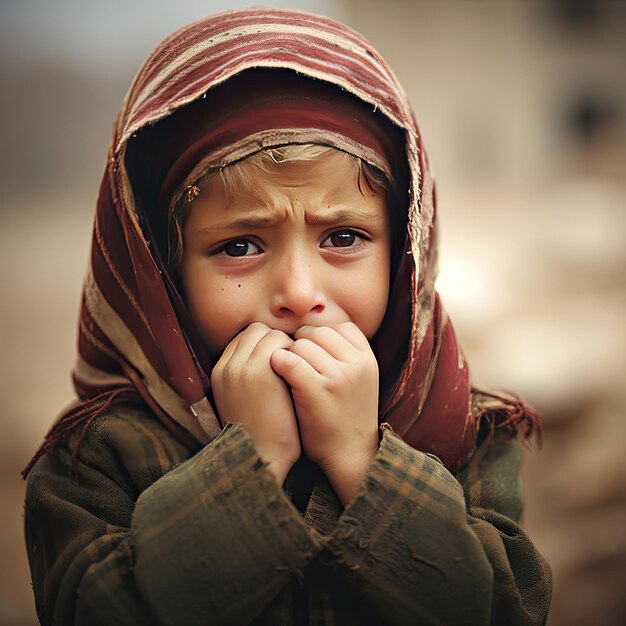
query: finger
[
  {"left": 289, "top": 337, "right": 338, "bottom": 375},
  {"left": 249, "top": 328, "right": 294, "bottom": 362},
  {"left": 226, "top": 322, "right": 273, "bottom": 362},
  {"left": 331, "top": 321, "right": 373, "bottom": 354},
  {"left": 215, "top": 322, "right": 273, "bottom": 373},
  {"left": 293, "top": 325, "right": 357, "bottom": 362},
  {"left": 270, "top": 348, "right": 320, "bottom": 391},
  {"left": 216, "top": 329, "right": 244, "bottom": 365}
]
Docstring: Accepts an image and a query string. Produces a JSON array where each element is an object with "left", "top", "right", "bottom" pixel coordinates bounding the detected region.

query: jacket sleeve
[
  {"left": 24, "top": 411, "right": 321, "bottom": 626},
  {"left": 322, "top": 427, "right": 552, "bottom": 626}
]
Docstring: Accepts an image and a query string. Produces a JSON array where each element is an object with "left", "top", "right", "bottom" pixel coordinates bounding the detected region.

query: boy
[
  {"left": 23, "top": 8, "right": 551, "bottom": 625},
  {"left": 181, "top": 145, "right": 388, "bottom": 503}
]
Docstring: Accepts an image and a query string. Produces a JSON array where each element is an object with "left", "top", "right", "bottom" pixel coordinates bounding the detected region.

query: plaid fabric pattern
[
  {"left": 24, "top": 8, "right": 550, "bottom": 624},
  {"left": 25, "top": 406, "right": 551, "bottom": 625}
]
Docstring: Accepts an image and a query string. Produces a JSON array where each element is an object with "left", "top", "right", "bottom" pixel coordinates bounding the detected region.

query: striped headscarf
[{"left": 24, "top": 8, "right": 538, "bottom": 477}]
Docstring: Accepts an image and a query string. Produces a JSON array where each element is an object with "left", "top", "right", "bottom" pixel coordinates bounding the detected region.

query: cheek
[
  {"left": 339, "top": 257, "right": 390, "bottom": 338},
  {"left": 181, "top": 266, "right": 257, "bottom": 355},
  {"left": 363, "top": 278, "right": 390, "bottom": 337}
]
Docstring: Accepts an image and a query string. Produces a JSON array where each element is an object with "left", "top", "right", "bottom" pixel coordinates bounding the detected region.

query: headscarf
[{"left": 23, "top": 8, "right": 539, "bottom": 478}]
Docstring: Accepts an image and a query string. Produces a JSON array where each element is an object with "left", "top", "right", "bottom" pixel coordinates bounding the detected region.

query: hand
[
  {"left": 270, "top": 322, "right": 380, "bottom": 504},
  {"left": 211, "top": 322, "right": 301, "bottom": 484}
]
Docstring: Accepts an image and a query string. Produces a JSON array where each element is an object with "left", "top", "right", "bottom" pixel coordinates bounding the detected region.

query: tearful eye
[
  {"left": 321, "top": 230, "right": 362, "bottom": 248},
  {"left": 220, "top": 240, "right": 260, "bottom": 257}
]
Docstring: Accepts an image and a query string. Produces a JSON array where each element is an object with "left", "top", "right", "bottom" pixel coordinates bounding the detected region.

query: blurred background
[{"left": 1, "top": 0, "right": 624, "bottom": 624}]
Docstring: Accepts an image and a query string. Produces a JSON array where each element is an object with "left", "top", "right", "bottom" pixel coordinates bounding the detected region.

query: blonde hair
[{"left": 166, "top": 144, "right": 390, "bottom": 269}]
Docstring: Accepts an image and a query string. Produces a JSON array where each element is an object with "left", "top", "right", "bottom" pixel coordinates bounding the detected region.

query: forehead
[
  {"left": 186, "top": 150, "right": 388, "bottom": 228},
  {"left": 206, "top": 150, "right": 375, "bottom": 206}
]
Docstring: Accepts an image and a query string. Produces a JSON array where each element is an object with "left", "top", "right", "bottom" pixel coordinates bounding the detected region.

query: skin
[{"left": 179, "top": 150, "right": 391, "bottom": 504}]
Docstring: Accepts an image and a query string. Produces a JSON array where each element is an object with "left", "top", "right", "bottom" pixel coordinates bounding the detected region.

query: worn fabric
[
  {"left": 24, "top": 7, "right": 539, "bottom": 479},
  {"left": 25, "top": 404, "right": 551, "bottom": 625},
  {"left": 23, "top": 7, "right": 551, "bottom": 625},
  {"left": 156, "top": 69, "right": 405, "bottom": 214}
]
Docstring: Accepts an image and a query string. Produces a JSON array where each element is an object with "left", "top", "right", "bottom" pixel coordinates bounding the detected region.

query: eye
[
  {"left": 320, "top": 230, "right": 364, "bottom": 249},
  {"left": 216, "top": 239, "right": 261, "bottom": 257}
]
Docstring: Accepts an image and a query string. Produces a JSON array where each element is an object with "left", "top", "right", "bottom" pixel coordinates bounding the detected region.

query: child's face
[{"left": 179, "top": 150, "right": 391, "bottom": 358}]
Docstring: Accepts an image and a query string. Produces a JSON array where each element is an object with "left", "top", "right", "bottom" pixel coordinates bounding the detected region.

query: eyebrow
[{"left": 195, "top": 208, "right": 383, "bottom": 234}]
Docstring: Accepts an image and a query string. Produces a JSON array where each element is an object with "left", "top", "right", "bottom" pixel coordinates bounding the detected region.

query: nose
[{"left": 269, "top": 249, "right": 326, "bottom": 321}]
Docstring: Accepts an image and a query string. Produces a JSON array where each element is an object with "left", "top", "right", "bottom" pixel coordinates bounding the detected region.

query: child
[{"left": 23, "top": 8, "right": 551, "bottom": 626}]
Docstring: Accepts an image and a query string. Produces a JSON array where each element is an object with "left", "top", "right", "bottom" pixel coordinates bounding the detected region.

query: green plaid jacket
[{"left": 25, "top": 404, "right": 551, "bottom": 625}]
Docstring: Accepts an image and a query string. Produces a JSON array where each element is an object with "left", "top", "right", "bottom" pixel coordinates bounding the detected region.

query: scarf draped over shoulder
[{"left": 23, "top": 7, "right": 539, "bottom": 479}]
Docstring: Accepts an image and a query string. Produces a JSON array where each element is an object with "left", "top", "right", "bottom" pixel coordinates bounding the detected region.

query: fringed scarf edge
[
  {"left": 21, "top": 387, "right": 139, "bottom": 480},
  {"left": 471, "top": 386, "right": 543, "bottom": 449}
]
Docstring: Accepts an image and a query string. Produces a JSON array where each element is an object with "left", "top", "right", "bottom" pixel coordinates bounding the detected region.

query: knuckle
[
  {"left": 211, "top": 361, "right": 225, "bottom": 381},
  {"left": 247, "top": 321, "right": 268, "bottom": 336},
  {"left": 336, "top": 320, "right": 354, "bottom": 332},
  {"left": 292, "top": 337, "right": 309, "bottom": 349},
  {"left": 221, "top": 360, "right": 241, "bottom": 382},
  {"left": 209, "top": 370, "right": 219, "bottom": 387},
  {"left": 268, "top": 328, "right": 287, "bottom": 342}
]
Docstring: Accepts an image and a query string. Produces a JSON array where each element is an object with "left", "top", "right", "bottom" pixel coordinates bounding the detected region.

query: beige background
[{"left": 2, "top": 1, "right": 625, "bottom": 624}]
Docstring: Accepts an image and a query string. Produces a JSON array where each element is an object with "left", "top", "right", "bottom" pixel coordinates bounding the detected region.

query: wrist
[
  {"left": 320, "top": 443, "right": 378, "bottom": 506},
  {"left": 264, "top": 456, "right": 295, "bottom": 486}
]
